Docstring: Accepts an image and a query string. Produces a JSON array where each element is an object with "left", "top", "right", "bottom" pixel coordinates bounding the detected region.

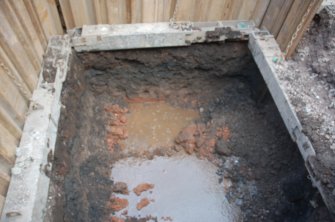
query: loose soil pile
[{"left": 47, "top": 42, "right": 331, "bottom": 221}]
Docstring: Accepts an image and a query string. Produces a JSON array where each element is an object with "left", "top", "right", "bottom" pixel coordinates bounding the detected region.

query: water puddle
[
  {"left": 111, "top": 155, "right": 239, "bottom": 222},
  {"left": 124, "top": 101, "right": 199, "bottom": 151}
]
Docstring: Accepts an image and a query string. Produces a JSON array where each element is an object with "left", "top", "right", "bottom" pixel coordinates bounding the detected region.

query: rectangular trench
[
  {"left": 1, "top": 23, "right": 333, "bottom": 222},
  {"left": 44, "top": 42, "right": 331, "bottom": 222}
]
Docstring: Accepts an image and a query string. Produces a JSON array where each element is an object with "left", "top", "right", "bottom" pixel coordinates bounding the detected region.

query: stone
[
  {"left": 112, "top": 182, "right": 129, "bottom": 195},
  {"left": 215, "top": 139, "right": 232, "bottom": 156},
  {"left": 136, "top": 198, "right": 150, "bottom": 210},
  {"left": 108, "top": 197, "right": 129, "bottom": 211},
  {"left": 110, "top": 216, "right": 125, "bottom": 222},
  {"left": 133, "top": 183, "right": 154, "bottom": 196}
]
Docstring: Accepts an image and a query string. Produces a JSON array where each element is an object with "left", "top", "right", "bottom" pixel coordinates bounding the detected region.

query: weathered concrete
[
  {"left": 248, "top": 32, "right": 334, "bottom": 216},
  {"left": 1, "top": 36, "right": 71, "bottom": 222},
  {"left": 72, "top": 21, "right": 254, "bottom": 52}
]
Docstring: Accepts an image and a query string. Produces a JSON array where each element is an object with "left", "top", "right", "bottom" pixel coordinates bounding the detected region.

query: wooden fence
[{"left": 0, "top": 0, "right": 322, "bottom": 212}]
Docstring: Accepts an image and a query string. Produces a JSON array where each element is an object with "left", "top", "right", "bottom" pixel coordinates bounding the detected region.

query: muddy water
[
  {"left": 112, "top": 155, "right": 239, "bottom": 222},
  {"left": 124, "top": 102, "right": 199, "bottom": 151}
]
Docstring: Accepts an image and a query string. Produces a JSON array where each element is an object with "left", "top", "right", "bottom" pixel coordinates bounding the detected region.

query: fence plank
[
  {"left": 0, "top": 1, "right": 41, "bottom": 73},
  {"left": 93, "top": 0, "right": 108, "bottom": 24},
  {"left": 69, "top": 0, "right": 96, "bottom": 27},
  {"left": 251, "top": 0, "right": 270, "bottom": 27},
  {"left": 59, "top": 0, "right": 75, "bottom": 29},
  {"left": 0, "top": 67, "right": 28, "bottom": 126},
  {"left": 284, "top": 0, "right": 323, "bottom": 57},
  {"left": 0, "top": 10, "right": 38, "bottom": 92},
  {"left": 32, "top": 0, "right": 63, "bottom": 37},
  {"left": 276, "top": 0, "right": 313, "bottom": 51}
]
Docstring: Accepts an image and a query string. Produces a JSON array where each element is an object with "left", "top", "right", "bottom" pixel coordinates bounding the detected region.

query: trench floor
[{"left": 47, "top": 44, "right": 330, "bottom": 222}]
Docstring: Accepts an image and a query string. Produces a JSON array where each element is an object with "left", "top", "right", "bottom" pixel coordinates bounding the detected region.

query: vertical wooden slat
[
  {"left": 206, "top": 0, "right": 227, "bottom": 21},
  {"left": 251, "top": 0, "right": 271, "bottom": 27},
  {"left": 8, "top": 1, "right": 44, "bottom": 61},
  {"left": 261, "top": 0, "right": 294, "bottom": 36},
  {"left": 59, "top": 0, "right": 76, "bottom": 29},
  {"left": 0, "top": 10, "right": 38, "bottom": 91},
  {"left": 0, "top": 111, "right": 21, "bottom": 167},
  {"left": 229, "top": 0, "right": 243, "bottom": 19},
  {"left": 0, "top": 1, "right": 41, "bottom": 73},
  {"left": 284, "top": 0, "right": 323, "bottom": 57},
  {"left": 141, "top": 0, "right": 156, "bottom": 22},
  {"left": 130, "top": 0, "right": 142, "bottom": 23},
  {"left": 69, "top": 0, "right": 96, "bottom": 27},
  {"left": 23, "top": 0, "right": 48, "bottom": 48},
  {"left": 0, "top": 67, "right": 28, "bottom": 126},
  {"left": 93, "top": 0, "right": 108, "bottom": 24},
  {"left": 237, "top": 0, "right": 258, "bottom": 20},
  {"left": 107, "top": 0, "right": 130, "bottom": 24},
  {"left": 276, "top": 0, "right": 313, "bottom": 51},
  {"left": 175, "top": 0, "right": 197, "bottom": 21},
  {"left": 32, "top": 0, "right": 63, "bottom": 37}
]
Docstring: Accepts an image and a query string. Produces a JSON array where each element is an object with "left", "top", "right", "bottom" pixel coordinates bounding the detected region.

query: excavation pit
[{"left": 46, "top": 42, "right": 330, "bottom": 222}]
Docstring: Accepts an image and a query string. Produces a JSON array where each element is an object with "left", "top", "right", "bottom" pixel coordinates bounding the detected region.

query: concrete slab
[
  {"left": 72, "top": 21, "right": 255, "bottom": 52},
  {"left": 0, "top": 36, "right": 71, "bottom": 222}
]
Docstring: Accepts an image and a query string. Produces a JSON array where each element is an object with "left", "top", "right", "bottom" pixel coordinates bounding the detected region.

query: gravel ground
[{"left": 276, "top": 6, "right": 335, "bottom": 215}]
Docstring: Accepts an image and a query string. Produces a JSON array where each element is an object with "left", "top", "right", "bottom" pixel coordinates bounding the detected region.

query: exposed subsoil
[
  {"left": 276, "top": 6, "right": 335, "bottom": 216},
  {"left": 47, "top": 42, "right": 330, "bottom": 221}
]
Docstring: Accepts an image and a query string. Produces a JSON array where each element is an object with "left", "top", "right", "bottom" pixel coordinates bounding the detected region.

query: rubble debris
[
  {"left": 133, "top": 183, "right": 154, "bottom": 196},
  {"left": 112, "top": 182, "right": 129, "bottom": 195},
  {"left": 108, "top": 197, "right": 129, "bottom": 212},
  {"left": 136, "top": 198, "right": 151, "bottom": 210}
]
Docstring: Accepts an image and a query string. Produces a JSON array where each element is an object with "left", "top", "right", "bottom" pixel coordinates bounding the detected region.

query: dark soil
[{"left": 47, "top": 42, "right": 330, "bottom": 222}]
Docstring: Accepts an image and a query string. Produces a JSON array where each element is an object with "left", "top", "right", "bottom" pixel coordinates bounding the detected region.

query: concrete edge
[
  {"left": 1, "top": 35, "right": 71, "bottom": 222},
  {"left": 248, "top": 32, "right": 334, "bottom": 215},
  {"left": 71, "top": 21, "right": 255, "bottom": 52}
]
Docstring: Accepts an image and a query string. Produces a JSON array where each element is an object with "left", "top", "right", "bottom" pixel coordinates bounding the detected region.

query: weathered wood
[
  {"left": 276, "top": 0, "right": 314, "bottom": 51},
  {"left": 238, "top": 0, "right": 258, "bottom": 20},
  {"left": 251, "top": 0, "right": 270, "bottom": 26},
  {"left": 8, "top": 1, "right": 44, "bottom": 62},
  {"left": 0, "top": 67, "right": 28, "bottom": 126},
  {"left": 107, "top": 0, "right": 130, "bottom": 24},
  {"left": 32, "top": 0, "right": 63, "bottom": 37},
  {"left": 0, "top": 173, "right": 10, "bottom": 197},
  {"left": 0, "top": 10, "right": 38, "bottom": 92},
  {"left": 0, "top": 1, "right": 41, "bottom": 73},
  {"left": 93, "top": 0, "right": 108, "bottom": 24},
  {"left": 59, "top": 0, "right": 75, "bottom": 29},
  {"left": 69, "top": 0, "right": 96, "bottom": 27},
  {"left": 23, "top": 0, "right": 48, "bottom": 48},
  {"left": 0, "top": 195, "right": 5, "bottom": 214},
  {"left": 285, "top": 0, "right": 323, "bottom": 57},
  {"left": 261, "top": 0, "right": 294, "bottom": 37}
]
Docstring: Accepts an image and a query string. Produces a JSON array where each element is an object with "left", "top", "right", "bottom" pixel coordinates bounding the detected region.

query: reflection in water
[
  {"left": 111, "top": 155, "right": 239, "bottom": 222},
  {"left": 125, "top": 101, "right": 199, "bottom": 151}
]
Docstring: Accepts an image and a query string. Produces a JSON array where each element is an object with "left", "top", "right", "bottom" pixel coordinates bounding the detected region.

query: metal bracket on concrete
[
  {"left": 0, "top": 36, "right": 71, "bottom": 222},
  {"left": 248, "top": 32, "right": 334, "bottom": 216},
  {"left": 72, "top": 21, "right": 255, "bottom": 52}
]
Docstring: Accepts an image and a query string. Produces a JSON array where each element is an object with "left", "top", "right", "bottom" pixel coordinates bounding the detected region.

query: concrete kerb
[
  {"left": 248, "top": 32, "right": 334, "bottom": 216},
  {"left": 0, "top": 21, "right": 332, "bottom": 221},
  {"left": 72, "top": 21, "right": 254, "bottom": 52},
  {"left": 1, "top": 36, "right": 71, "bottom": 222}
]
